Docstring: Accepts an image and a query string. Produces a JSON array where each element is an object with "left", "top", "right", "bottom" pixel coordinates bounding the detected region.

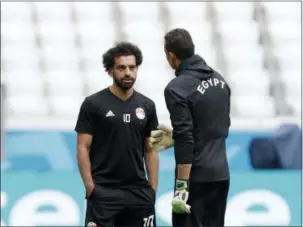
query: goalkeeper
[{"left": 151, "top": 28, "right": 231, "bottom": 227}]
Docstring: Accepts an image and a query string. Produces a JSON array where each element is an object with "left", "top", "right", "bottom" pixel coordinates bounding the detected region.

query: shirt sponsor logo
[{"left": 105, "top": 110, "right": 115, "bottom": 117}]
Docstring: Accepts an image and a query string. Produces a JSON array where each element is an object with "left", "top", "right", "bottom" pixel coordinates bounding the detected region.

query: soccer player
[
  {"left": 150, "top": 29, "right": 231, "bottom": 227},
  {"left": 75, "top": 42, "right": 159, "bottom": 227}
]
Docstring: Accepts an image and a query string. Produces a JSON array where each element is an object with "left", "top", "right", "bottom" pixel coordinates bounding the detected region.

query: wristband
[{"left": 175, "top": 179, "right": 189, "bottom": 191}]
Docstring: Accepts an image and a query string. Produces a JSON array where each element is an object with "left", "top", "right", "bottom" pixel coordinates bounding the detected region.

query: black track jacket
[{"left": 164, "top": 54, "right": 231, "bottom": 182}]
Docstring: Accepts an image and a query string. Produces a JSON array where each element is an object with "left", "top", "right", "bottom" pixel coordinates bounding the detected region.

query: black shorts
[
  {"left": 172, "top": 180, "right": 230, "bottom": 227},
  {"left": 85, "top": 185, "right": 156, "bottom": 227}
]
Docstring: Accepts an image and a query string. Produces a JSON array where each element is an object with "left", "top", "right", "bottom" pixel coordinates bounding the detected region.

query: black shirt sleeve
[
  {"left": 74, "top": 98, "right": 95, "bottom": 135},
  {"left": 164, "top": 85, "right": 194, "bottom": 165},
  {"left": 227, "top": 84, "right": 231, "bottom": 127},
  {"left": 144, "top": 101, "right": 159, "bottom": 138}
]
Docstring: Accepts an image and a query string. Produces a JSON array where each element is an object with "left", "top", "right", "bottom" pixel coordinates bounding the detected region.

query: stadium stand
[{"left": 1, "top": 2, "right": 301, "bottom": 122}]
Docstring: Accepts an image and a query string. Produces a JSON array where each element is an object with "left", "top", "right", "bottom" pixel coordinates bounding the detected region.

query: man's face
[{"left": 110, "top": 55, "right": 138, "bottom": 90}]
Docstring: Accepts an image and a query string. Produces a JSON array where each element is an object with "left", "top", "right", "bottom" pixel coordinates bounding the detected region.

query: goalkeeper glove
[
  {"left": 172, "top": 179, "right": 191, "bottom": 214},
  {"left": 150, "top": 124, "right": 174, "bottom": 152}
]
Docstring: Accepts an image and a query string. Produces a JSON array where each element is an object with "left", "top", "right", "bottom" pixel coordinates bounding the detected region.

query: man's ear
[
  {"left": 108, "top": 69, "right": 113, "bottom": 77},
  {"left": 168, "top": 51, "right": 176, "bottom": 59}
]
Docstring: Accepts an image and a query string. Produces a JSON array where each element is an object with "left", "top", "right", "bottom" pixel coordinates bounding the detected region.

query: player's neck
[{"left": 109, "top": 84, "right": 134, "bottom": 101}]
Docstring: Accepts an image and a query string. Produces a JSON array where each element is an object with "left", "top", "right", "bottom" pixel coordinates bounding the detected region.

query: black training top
[
  {"left": 75, "top": 88, "right": 158, "bottom": 188},
  {"left": 164, "top": 54, "right": 231, "bottom": 182}
]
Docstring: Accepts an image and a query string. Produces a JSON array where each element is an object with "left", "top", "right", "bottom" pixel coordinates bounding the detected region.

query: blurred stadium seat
[
  {"left": 227, "top": 70, "right": 270, "bottom": 98},
  {"left": 85, "top": 70, "right": 113, "bottom": 94},
  {"left": 1, "top": 2, "right": 301, "bottom": 121},
  {"left": 213, "top": 2, "right": 254, "bottom": 22},
  {"left": 119, "top": 2, "right": 161, "bottom": 23},
  {"left": 5, "top": 70, "right": 44, "bottom": 98},
  {"left": 73, "top": 2, "right": 113, "bottom": 23},
  {"left": 234, "top": 96, "right": 275, "bottom": 117},
  {"left": 45, "top": 70, "right": 84, "bottom": 97},
  {"left": 262, "top": 2, "right": 301, "bottom": 22},
  {"left": 1, "top": 22, "right": 36, "bottom": 48},
  {"left": 7, "top": 96, "right": 49, "bottom": 117},
  {"left": 0, "top": 2, "right": 33, "bottom": 23},
  {"left": 34, "top": 2, "right": 73, "bottom": 23},
  {"left": 2, "top": 46, "right": 41, "bottom": 72},
  {"left": 164, "top": 2, "right": 207, "bottom": 23},
  {"left": 49, "top": 95, "right": 85, "bottom": 117}
]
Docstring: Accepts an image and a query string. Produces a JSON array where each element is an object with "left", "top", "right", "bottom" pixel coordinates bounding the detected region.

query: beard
[{"left": 113, "top": 75, "right": 136, "bottom": 91}]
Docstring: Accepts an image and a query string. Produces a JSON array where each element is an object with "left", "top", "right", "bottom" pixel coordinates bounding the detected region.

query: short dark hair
[
  {"left": 164, "top": 28, "right": 195, "bottom": 60},
  {"left": 102, "top": 42, "right": 143, "bottom": 72}
]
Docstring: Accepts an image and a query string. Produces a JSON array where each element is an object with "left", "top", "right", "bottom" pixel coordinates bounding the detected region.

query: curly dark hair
[
  {"left": 102, "top": 42, "right": 143, "bottom": 72},
  {"left": 164, "top": 28, "right": 195, "bottom": 60}
]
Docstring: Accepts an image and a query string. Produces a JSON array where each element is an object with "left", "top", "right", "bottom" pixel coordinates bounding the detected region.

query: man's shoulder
[
  {"left": 213, "top": 70, "right": 225, "bottom": 80},
  {"left": 165, "top": 77, "right": 181, "bottom": 91},
  {"left": 134, "top": 91, "right": 156, "bottom": 106},
  {"left": 86, "top": 88, "right": 108, "bottom": 102},
  {"left": 83, "top": 88, "right": 109, "bottom": 110},
  {"left": 211, "top": 70, "right": 231, "bottom": 93},
  {"left": 165, "top": 76, "right": 194, "bottom": 96}
]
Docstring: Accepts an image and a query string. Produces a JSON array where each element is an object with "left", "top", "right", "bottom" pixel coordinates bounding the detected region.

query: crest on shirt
[
  {"left": 135, "top": 107, "right": 146, "bottom": 120},
  {"left": 87, "top": 222, "right": 97, "bottom": 227}
]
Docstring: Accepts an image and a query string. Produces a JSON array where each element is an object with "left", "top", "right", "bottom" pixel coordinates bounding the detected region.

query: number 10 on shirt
[
  {"left": 143, "top": 215, "right": 154, "bottom": 227},
  {"left": 123, "top": 114, "right": 131, "bottom": 123}
]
